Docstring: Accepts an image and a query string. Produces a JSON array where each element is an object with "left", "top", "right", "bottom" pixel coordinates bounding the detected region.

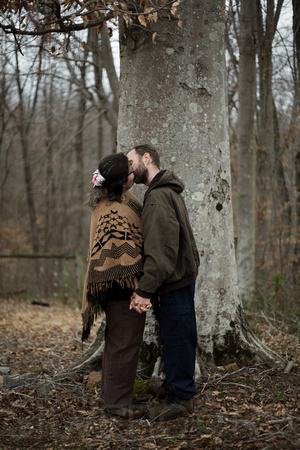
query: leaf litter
[{"left": 0, "top": 298, "right": 299, "bottom": 449}]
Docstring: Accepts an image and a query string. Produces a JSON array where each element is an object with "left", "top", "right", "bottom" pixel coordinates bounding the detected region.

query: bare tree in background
[
  {"left": 87, "top": 24, "right": 119, "bottom": 158},
  {"left": 0, "top": 35, "right": 17, "bottom": 207},
  {"left": 43, "top": 74, "right": 56, "bottom": 252},
  {"left": 236, "top": 0, "right": 257, "bottom": 298},
  {"left": 14, "top": 40, "right": 43, "bottom": 252},
  {"left": 226, "top": 0, "right": 298, "bottom": 286},
  {"left": 255, "top": 0, "right": 284, "bottom": 272},
  {"left": 280, "top": 0, "right": 300, "bottom": 280}
]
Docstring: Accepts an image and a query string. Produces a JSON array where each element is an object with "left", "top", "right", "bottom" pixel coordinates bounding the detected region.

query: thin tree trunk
[
  {"left": 101, "top": 23, "right": 119, "bottom": 153},
  {"left": 15, "top": 44, "right": 42, "bottom": 252},
  {"left": 74, "top": 56, "right": 88, "bottom": 241},
  {"left": 255, "top": 0, "right": 284, "bottom": 274},
  {"left": 55, "top": 80, "right": 73, "bottom": 250},
  {"left": 294, "top": 0, "right": 300, "bottom": 278},
  {"left": 0, "top": 40, "right": 15, "bottom": 207},
  {"left": 236, "top": 0, "right": 257, "bottom": 298},
  {"left": 101, "top": 23, "right": 119, "bottom": 113},
  {"left": 43, "top": 76, "right": 56, "bottom": 252},
  {"left": 255, "top": 0, "right": 275, "bottom": 272},
  {"left": 272, "top": 97, "right": 289, "bottom": 274},
  {"left": 88, "top": 28, "right": 105, "bottom": 161},
  {"left": 279, "top": 0, "right": 300, "bottom": 281}
]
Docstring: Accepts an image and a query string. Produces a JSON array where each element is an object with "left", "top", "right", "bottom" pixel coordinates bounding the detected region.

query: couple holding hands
[{"left": 81, "top": 144, "right": 199, "bottom": 421}]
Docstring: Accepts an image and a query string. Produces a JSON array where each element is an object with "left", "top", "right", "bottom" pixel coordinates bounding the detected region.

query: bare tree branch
[{"left": 0, "top": 1, "right": 179, "bottom": 38}]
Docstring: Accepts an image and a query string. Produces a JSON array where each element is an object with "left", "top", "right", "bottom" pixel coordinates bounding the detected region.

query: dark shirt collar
[
  {"left": 148, "top": 170, "right": 165, "bottom": 190},
  {"left": 143, "top": 170, "right": 165, "bottom": 205}
]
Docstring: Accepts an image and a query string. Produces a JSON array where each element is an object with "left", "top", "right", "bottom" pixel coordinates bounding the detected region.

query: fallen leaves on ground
[{"left": 0, "top": 298, "right": 299, "bottom": 449}]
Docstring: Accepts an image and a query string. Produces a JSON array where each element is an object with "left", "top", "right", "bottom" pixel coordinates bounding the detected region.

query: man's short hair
[{"left": 133, "top": 144, "right": 160, "bottom": 169}]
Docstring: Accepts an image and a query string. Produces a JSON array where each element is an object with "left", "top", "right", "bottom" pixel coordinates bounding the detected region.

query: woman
[{"left": 81, "top": 153, "right": 146, "bottom": 419}]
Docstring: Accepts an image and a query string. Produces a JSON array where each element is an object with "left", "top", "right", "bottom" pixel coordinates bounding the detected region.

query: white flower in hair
[{"left": 92, "top": 169, "right": 105, "bottom": 187}]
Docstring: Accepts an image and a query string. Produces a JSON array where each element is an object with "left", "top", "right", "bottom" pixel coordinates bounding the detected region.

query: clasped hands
[{"left": 130, "top": 292, "right": 152, "bottom": 314}]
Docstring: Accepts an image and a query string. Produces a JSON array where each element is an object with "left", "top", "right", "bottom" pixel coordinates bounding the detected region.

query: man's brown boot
[{"left": 147, "top": 396, "right": 194, "bottom": 421}]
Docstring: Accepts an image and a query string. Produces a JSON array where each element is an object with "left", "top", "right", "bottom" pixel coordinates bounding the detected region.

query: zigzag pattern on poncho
[{"left": 81, "top": 192, "right": 143, "bottom": 341}]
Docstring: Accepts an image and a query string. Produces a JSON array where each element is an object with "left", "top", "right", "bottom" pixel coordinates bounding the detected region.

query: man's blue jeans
[{"left": 160, "top": 282, "right": 197, "bottom": 400}]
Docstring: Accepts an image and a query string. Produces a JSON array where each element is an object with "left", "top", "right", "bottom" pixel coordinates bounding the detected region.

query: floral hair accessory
[{"left": 92, "top": 169, "right": 105, "bottom": 187}]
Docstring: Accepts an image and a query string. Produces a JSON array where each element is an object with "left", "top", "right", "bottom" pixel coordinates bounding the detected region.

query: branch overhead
[{"left": 0, "top": 1, "right": 182, "bottom": 39}]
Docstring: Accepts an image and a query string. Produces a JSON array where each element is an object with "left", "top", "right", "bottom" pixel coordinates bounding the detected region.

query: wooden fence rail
[{"left": 0, "top": 251, "right": 85, "bottom": 307}]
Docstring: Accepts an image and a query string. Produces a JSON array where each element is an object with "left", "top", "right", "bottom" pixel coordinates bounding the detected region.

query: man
[{"left": 127, "top": 144, "right": 200, "bottom": 421}]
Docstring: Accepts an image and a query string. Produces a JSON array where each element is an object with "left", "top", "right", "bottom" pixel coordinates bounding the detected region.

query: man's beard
[{"left": 134, "top": 163, "right": 148, "bottom": 184}]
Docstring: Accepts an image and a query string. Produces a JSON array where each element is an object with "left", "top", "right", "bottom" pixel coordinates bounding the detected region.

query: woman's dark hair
[{"left": 85, "top": 153, "right": 129, "bottom": 208}]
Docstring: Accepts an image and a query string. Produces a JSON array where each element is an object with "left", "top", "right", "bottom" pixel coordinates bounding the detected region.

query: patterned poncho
[{"left": 81, "top": 191, "right": 143, "bottom": 341}]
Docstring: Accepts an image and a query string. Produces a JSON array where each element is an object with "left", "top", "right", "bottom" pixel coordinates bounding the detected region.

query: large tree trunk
[
  {"left": 116, "top": 0, "right": 283, "bottom": 374},
  {"left": 236, "top": 0, "right": 257, "bottom": 298}
]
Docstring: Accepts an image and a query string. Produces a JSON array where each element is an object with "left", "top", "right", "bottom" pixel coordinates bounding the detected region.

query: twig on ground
[
  {"left": 0, "top": 390, "right": 34, "bottom": 399},
  {"left": 244, "top": 425, "right": 290, "bottom": 443},
  {"left": 220, "top": 381, "right": 255, "bottom": 390},
  {"left": 199, "top": 367, "right": 248, "bottom": 394},
  {"left": 261, "top": 311, "right": 299, "bottom": 342}
]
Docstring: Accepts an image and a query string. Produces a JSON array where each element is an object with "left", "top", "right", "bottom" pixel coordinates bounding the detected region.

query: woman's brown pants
[{"left": 102, "top": 300, "right": 146, "bottom": 409}]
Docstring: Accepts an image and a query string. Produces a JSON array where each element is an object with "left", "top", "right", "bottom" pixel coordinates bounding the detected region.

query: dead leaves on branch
[{"left": 0, "top": 0, "right": 183, "bottom": 42}]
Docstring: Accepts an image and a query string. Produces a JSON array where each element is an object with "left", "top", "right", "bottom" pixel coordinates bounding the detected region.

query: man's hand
[{"left": 130, "top": 292, "right": 152, "bottom": 314}]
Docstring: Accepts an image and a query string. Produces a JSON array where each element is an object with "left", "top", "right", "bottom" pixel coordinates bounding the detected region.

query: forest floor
[{"left": 0, "top": 297, "right": 299, "bottom": 449}]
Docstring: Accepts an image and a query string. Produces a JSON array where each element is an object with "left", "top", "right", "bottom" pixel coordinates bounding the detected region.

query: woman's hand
[{"left": 130, "top": 293, "right": 152, "bottom": 314}]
